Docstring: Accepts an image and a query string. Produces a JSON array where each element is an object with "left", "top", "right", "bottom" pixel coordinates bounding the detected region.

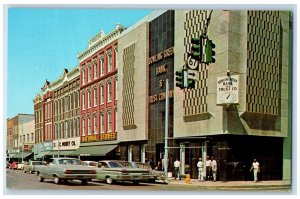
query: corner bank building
[{"left": 117, "top": 10, "right": 292, "bottom": 181}]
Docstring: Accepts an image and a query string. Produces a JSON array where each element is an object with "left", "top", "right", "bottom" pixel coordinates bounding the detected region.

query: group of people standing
[{"left": 197, "top": 156, "right": 217, "bottom": 182}]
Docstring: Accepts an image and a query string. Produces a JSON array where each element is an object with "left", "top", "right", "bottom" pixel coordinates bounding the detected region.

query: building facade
[
  {"left": 33, "top": 94, "right": 43, "bottom": 144},
  {"left": 73, "top": 25, "right": 124, "bottom": 160},
  {"left": 173, "top": 10, "right": 291, "bottom": 180},
  {"left": 41, "top": 80, "right": 54, "bottom": 142},
  {"left": 51, "top": 67, "right": 81, "bottom": 156}
]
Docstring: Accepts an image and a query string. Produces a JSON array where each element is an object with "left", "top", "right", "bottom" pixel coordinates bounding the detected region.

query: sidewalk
[{"left": 167, "top": 178, "right": 291, "bottom": 190}]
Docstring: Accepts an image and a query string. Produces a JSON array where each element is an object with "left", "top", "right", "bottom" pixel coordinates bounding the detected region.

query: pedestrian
[
  {"left": 206, "top": 156, "right": 212, "bottom": 180},
  {"left": 174, "top": 158, "right": 181, "bottom": 180},
  {"left": 250, "top": 158, "right": 260, "bottom": 182},
  {"left": 156, "top": 161, "right": 162, "bottom": 171},
  {"left": 161, "top": 155, "right": 165, "bottom": 171},
  {"left": 211, "top": 157, "right": 217, "bottom": 182},
  {"left": 148, "top": 158, "right": 155, "bottom": 169},
  {"left": 197, "top": 158, "right": 204, "bottom": 181}
]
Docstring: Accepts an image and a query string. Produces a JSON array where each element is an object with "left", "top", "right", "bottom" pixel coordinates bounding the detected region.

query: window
[
  {"left": 27, "top": 134, "right": 29, "bottom": 142},
  {"left": 100, "top": 56, "right": 105, "bottom": 76},
  {"left": 65, "top": 121, "right": 68, "bottom": 138},
  {"left": 88, "top": 117, "right": 91, "bottom": 135},
  {"left": 70, "top": 94, "right": 73, "bottom": 110},
  {"left": 31, "top": 133, "right": 34, "bottom": 142},
  {"left": 88, "top": 91, "right": 91, "bottom": 108},
  {"left": 70, "top": 120, "right": 73, "bottom": 138},
  {"left": 82, "top": 68, "right": 86, "bottom": 85},
  {"left": 60, "top": 123, "right": 63, "bottom": 139},
  {"left": 73, "top": 119, "right": 77, "bottom": 137},
  {"left": 88, "top": 63, "right": 92, "bottom": 82},
  {"left": 82, "top": 119, "right": 85, "bottom": 136},
  {"left": 100, "top": 113, "right": 104, "bottom": 133},
  {"left": 108, "top": 82, "right": 112, "bottom": 102},
  {"left": 114, "top": 46, "right": 118, "bottom": 69},
  {"left": 77, "top": 118, "right": 80, "bottom": 137},
  {"left": 94, "top": 60, "right": 98, "bottom": 79},
  {"left": 101, "top": 85, "right": 105, "bottom": 104},
  {"left": 94, "top": 115, "right": 98, "bottom": 134},
  {"left": 82, "top": 92, "right": 85, "bottom": 110},
  {"left": 94, "top": 88, "right": 98, "bottom": 106},
  {"left": 107, "top": 52, "right": 112, "bottom": 72},
  {"left": 107, "top": 111, "right": 112, "bottom": 132},
  {"left": 115, "top": 79, "right": 118, "bottom": 100},
  {"left": 65, "top": 96, "right": 69, "bottom": 112}
]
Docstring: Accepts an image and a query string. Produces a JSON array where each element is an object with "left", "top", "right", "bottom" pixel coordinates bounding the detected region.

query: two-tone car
[
  {"left": 35, "top": 158, "right": 96, "bottom": 185},
  {"left": 95, "top": 160, "right": 153, "bottom": 185},
  {"left": 23, "top": 161, "right": 43, "bottom": 174}
]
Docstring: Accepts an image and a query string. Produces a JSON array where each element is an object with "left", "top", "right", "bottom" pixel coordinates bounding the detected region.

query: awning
[
  {"left": 12, "top": 152, "right": 33, "bottom": 159},
  {"left": 70, "top": 145, "right": 117, "bottom": 156},
  {"left": 48, "top": 150, "right": 75, "bottom": 156},
  {"left": 34, "top": 151, "right": 50, "bottom": 159}
]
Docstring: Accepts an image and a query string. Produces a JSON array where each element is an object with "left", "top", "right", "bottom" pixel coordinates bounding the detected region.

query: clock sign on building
[{"left": 217, "top": 75, "right": 239, "bottom": 105}]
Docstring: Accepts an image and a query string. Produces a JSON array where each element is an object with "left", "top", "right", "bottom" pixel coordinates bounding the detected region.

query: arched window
[
  {"left": 94, "top": 115, "right": 98, "bottom": 134},
  {"left": 108, "top": 82, "right": 112, "bottom": 102},
  {"left": 82, "top": 119, "right": 85, "bottom": 136}
]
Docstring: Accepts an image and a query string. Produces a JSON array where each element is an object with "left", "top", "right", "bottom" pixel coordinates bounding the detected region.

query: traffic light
[
  {"left": 187, "top": 78, "right": 195, "bottom": 89},
  {"left": 175, "top": 69, "right": 187, "bottom": 89},
  {"left": 190, "top": 37, "right": 202, "bottom": 61},
  {"left": 203, "top": 39, "right": 216, "bottom": 64}
]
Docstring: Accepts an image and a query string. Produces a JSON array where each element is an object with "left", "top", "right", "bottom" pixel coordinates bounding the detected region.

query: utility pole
[{"left": 164, "top": 79, "right": 169, "bottom": 180}]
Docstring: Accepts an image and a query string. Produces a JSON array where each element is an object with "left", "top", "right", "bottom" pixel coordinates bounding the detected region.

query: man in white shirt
[
  {"left": 197, "top": 158, "right": 204, "bottom": 181},
  {"left": 206, "top": 156, "right": 212, "bottom": 180},
  {"left": 250, "top": 158, "right": 260, "bottom": 182},
  {"left": 211, "top": 157, "right": 217, "bottom": 182},
  {"left": 174, "top": 159, "right": 181, "bottom": 180}
]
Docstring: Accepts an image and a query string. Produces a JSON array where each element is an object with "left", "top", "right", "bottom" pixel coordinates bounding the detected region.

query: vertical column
[
  {"left": 128, "top": 145, "right": 133, "bottom": 162},
  {"left": 141, "top": 144, "right": 146, "bottom": 163},
  {"left": 202, "top": 140, "right": 207, "bottom": 179},
  {"left": 180, "top": 143, "right": 185, "bottom": 175}
]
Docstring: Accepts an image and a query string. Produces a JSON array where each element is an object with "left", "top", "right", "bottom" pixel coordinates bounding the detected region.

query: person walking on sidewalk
[
  {"left": 250, "top": 158, "right": 260, "bottom": 182},
  {"left": 206, "top": 156, "right": 212, "bottom": 180},
  {"left": 174, "top": 158, "right": 181, "bottom": 180},
  {"left": 197, "top": 158, "right": 204, "bottom": 181},
  {"left": 211, "top": 157, "right": 217, "bottom": 182}
]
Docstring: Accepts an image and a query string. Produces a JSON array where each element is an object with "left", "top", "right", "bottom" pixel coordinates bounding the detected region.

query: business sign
[
  {"left": 42, "top": 142, "right": 53, "bottom": 151},
  {"left": 217, "top": 75, "right": 239, "bottom": 105},
  {"left": 53, "top": 137, "right": 80, "bottom": 150}
]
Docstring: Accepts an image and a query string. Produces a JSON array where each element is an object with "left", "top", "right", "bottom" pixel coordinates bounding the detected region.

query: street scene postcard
[{"left": 4, "top": 4, "right": 295, "bottom": 195}]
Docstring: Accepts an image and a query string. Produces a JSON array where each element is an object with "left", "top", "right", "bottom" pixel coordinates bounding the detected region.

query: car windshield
[
  {"left": 32, "top": 162, "right": 43, "bottom": 165},
  {"left": 58, "top": 159, "right": 81, "bottom": 165}
]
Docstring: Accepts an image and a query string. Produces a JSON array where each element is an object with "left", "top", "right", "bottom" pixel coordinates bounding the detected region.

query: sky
[{"left": 6, "top": 8, "right": 152, "bottom": 118}]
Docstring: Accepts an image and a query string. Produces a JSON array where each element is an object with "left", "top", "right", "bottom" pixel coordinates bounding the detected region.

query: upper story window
[
  {"left": 93, "top": 115, "right": 98, "bottom": 134},
  {"left": 87, "top": 90, "right": 91, "bottom": 108},
  {"left": 114, "top": 45, "right": 118, "bottom": 69},
  {"left": 93, "top": 60, "right": 98, "bottom": 79},
  {"left": 100, "top": 84, "right": 105, "bottom": 104},
  {"left": 88, "top": 63, "right": 92, "bottom": 82},
  {"left": 107, "top": 111, "right": 112, "bottom": 132},
  {"left": 115, "top": 78, "right": 118, "bottom": 100},
  {"left": 65, "top": 96, "right": 69, "bottom": 112},
  {"left": 100, "top": 56, "right": 105, "bottom": 76},
  {"left": 82, "top": 92, "right": 85, "bottom": 110},
  {"left": 82, "top": 119, "right": 85, "bottom": 136},
  {"left": 108, "top": 82, "right": 112, "bottom": 102},
  {"left": 100, "top": 113, "right": 104, "bottom": 133},
  {"left": 94, "top": 87, "right": 98, "bottom": 107},
  {"left": 88, "top": 117, "right": 91, "bottom": 135},
  {"left": 107, "top": 51, "right": 113, "bottom": 72},
  {"left": 82, "top": 68, "right": 86, "bottom": 85}
]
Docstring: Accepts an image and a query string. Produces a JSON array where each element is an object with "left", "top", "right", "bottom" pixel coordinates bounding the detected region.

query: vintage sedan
[
  {"left": 95, "top": 160, "right": 153, "bottom": 184},
  {"left": 23, "top": 161, "right": 43, "bottom": 173},
  {"left": 132, "top": 162, "right": 167, "bottom": 183},
  {"left": 35, "top": 158, "right": 96, "bottom": 185}
]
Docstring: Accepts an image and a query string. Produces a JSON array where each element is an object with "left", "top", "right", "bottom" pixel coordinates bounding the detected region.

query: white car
[
  {"left": 82, "top": 161, "right": 98, "bottom": 168},
  {"left": 17, "top": 162, "right": 26, "bottom": 170}
]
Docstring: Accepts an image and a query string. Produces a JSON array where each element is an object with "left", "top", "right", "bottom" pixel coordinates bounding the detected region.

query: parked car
[
  {"left": 82, "top": 161, "right": 98, "bottom": 168},
  {"left": 23, "top": 161, "right": 43, "bottom": 174},
  {"left": 132, "top": 162, "right": 167, "bottom": 183},
  {"left": 95, "top": 160, "right": 153, "bottom": 185},
  {"left": 9, "top": 162, "right": 19, "bottom": 170},
  {"left": 35, "top": 158, "right": 96, "bottom": 185}
]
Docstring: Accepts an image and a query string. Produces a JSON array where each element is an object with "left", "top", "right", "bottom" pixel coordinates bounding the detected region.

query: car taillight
[
  {"left": 64, "top": 170, "right": 73, "bottom": 174},
  {"left": 90, "top": 170, "right": 96, "bottom": 174}
]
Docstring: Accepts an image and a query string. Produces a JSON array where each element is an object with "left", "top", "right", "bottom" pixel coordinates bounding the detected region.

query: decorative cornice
[{"left": 77, "top": 24, "right": 125, "bottom": 63}]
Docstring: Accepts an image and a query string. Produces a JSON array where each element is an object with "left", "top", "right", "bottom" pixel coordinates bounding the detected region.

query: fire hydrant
[{"left": 185, "top": 173, "right": 191, "bottom": 184}]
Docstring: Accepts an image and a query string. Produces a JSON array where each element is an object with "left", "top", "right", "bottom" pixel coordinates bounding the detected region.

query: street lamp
[{"left": 164, "top": 79, "right": 169, "bottom": 180}]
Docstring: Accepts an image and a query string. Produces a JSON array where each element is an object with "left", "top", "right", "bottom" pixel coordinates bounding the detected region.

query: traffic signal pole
[{"left": 164, "top": 79, "right": 169, "bottom": 180}]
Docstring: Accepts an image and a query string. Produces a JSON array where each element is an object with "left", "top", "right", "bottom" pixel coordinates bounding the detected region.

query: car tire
[
  {"left": 54, "top": 176, "right": 61, "bottom": 184},
  {"left": 38, "top": 176, "right": 44, "bottom": 182},
  {"left": 23, "top": 170, "right": 26, "bottom": 173},
  {"left": 62, "top": 180, "right": 69, "bottom": 184},
  {"left": 133, "top": 181, "right": 140, "bottom": 185},
  {"left": 81, "top": 179, "right": 88, "bottom": 185},
  {"left": 105, "top": 176, "right": 113, "bottom": 184},
  {"left": 29, "top": 170, "right": 33, "bottom": 174}
]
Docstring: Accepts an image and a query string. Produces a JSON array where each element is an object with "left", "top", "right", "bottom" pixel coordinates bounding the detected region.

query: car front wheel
[
  {"left": 38, "top": 176, "right": 44, "bottom": 182},
  {"left": 54, "top": 176, "right": 61, "bottom": 184},
  {"left": 81, "top": 179, "right": 88, "bottom": 185},
  {"left": 105, "top": 176, "right": 113, "bottom": 184}
]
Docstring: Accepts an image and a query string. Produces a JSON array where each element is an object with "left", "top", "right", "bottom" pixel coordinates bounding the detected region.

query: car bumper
[
  {"left": 61, "top": 174, "right": 96, "bottom": 180},
  {"left": 107, "top": 175, "right": 154, "bottom": 181}
]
